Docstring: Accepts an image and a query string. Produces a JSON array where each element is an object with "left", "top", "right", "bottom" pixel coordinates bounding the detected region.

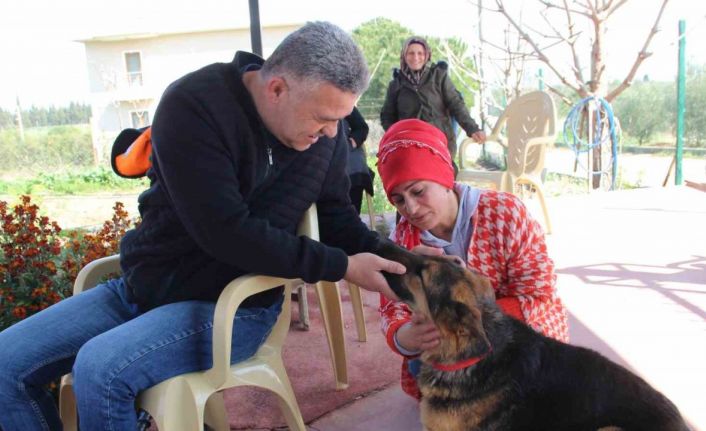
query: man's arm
[
  {"left": 439, "top": 70, "right": 482, "bottom": 137},
  {"left": 316, "top": 123, "right": 379, "bottom": 254}
]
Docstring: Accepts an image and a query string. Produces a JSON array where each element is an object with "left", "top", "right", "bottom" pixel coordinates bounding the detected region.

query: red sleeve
[
  {"left": 496, "top": 297, "right": 524, "bottom": 321},
  {"left": 379, "top": 294, "right": 413, "bottom": 355}
]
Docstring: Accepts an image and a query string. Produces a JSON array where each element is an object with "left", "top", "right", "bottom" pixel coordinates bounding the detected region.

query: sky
[{"left": 0, "top": 0, "right": 704, "bottom": 110}]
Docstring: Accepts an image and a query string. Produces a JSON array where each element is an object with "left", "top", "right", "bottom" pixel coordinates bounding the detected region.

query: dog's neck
[
  {"left": 430, "top": 347, "right": 492, "bottom": 371},
  {"left": 426, "top": 300, "right": 511, "bottom": 373}
]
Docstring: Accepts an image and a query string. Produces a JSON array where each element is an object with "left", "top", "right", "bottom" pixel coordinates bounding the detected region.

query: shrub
[
  {"left": 0, "top": 196, "right": 136, "bottom": 331},
  {"left": 0, "top": 125, "right": 93, "bottom": 173},
  {"left": 0, "top": 196, "right": 68, "bottom": 329}
]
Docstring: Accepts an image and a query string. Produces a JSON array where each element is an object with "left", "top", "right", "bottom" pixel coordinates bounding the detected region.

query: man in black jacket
[{"left": 0, "top": 21, "right": 404, "bottom": 430}]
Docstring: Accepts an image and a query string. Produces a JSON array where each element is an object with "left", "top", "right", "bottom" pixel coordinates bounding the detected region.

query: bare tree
[
  {"left": 491, "top": 0, "right": 669, "bottom": 102},
  {"left": 487, "top": 0, "right": 669, "bottom": 189}
]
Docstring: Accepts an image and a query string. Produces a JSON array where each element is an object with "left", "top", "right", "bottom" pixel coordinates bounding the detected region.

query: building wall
[{"left": 82, "top": 25, "right": 299, "bottom": 160}]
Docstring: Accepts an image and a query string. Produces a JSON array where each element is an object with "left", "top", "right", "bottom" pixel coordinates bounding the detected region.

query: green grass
[{"left": 0, "top": 166, "right": 148, "bottom": 196}]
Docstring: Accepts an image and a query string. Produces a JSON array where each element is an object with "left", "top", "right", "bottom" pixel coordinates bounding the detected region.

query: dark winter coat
[
  {"left": 119, "top": 51, "right": 378, "bottom": 312},
  {"left": 380, "top": 61, "right": 480, "bottom": 159},
  {"left": 344, "top": 107, "right": 374, "bottom": 196}
]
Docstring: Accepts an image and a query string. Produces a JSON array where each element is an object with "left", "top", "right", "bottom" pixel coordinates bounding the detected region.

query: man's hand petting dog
[{"left": 345, "top": 252, "right": 405, "bottom": 301}]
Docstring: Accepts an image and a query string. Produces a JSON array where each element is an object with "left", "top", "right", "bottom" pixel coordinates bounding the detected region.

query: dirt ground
[{"left": 0, "top": 192, "right": 141, "bottom": 230}]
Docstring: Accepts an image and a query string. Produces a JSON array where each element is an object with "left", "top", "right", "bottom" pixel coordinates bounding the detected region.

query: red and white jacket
[{"left": 379, "top": 189, "right": 569, "bottom": 399}]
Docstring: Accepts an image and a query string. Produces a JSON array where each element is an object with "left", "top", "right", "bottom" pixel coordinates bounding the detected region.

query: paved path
[{"left": 309, "top": 186, "right": 706, "bottom": 431}]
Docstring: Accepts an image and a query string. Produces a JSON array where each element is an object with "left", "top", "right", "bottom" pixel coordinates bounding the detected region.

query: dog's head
[{"left": 377, "top": 239, "right": 495, "bottom": 365}]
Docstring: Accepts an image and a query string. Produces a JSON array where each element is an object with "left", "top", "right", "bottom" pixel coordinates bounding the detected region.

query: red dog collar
[{"left": 431, "top": 346, "right": 492, "bottom": 372}]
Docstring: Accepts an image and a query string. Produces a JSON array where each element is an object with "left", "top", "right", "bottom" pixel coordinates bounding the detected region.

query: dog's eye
[{"left": 452, "top": 256, "right": 466, "bottom": 268}]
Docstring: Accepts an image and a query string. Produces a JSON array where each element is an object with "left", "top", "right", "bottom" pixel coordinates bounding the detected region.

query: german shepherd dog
[{"left": 376, "top": 240, "right": 690, "bottom": 431}]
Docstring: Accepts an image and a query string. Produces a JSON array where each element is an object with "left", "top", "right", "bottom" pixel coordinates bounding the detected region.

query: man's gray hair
[{"left": 262, "top": 21, "right": 369, "bottom": 94}]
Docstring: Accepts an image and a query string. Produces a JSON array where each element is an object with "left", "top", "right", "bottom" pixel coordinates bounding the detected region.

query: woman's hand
[
  {"left": 471, "top": 130, "right": 486, "bottom": 144},
  {"left": 411, "top": 244, "right": 444, "bottom": 257},
  {"left": 411, "top": 245, "right": 466, "bottom": 268},
  {"left": 396, "top": 312, "right": 441, "bottom": 353}
]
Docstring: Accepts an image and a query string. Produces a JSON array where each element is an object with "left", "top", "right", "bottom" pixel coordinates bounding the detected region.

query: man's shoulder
[{"left": 167, "top": 62, "right": 231, "bottom": 93}]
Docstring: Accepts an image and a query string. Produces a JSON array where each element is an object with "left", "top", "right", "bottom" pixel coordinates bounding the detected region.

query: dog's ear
[
  {"left": 374, "top": 238, "right": 424, "bottom": 269},
  {"left": 469, "top": 271, "right": 495, "bottom": 303},
  {"left": 374, "top": 239, "right": 425, "bottom": 302}
]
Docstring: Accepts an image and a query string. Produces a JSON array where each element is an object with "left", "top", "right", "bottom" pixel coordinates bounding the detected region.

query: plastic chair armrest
[
  {"left": 73, "top": 254, "right": 122, "bottom": 295},
  {"left": 484, "top": 136, "right": 507, "bottom": 148},
  {"left": 206, "top": 274, "right": 294, "bottom": 388}
]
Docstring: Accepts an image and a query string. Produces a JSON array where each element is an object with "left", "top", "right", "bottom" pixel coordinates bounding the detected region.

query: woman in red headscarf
[{"left": 377, "top": 119, "right": 569, "bottom": 399}]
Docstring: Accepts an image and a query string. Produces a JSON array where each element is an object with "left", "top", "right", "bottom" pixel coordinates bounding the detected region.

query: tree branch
[
  {"left": 561, "top": 0, "right": 586, "bottom": 84},
  {"left": 544, "top": 82, "right": 574, "bottom": 106},
  {"left": 604, "top": 0, "right": 629, "bottom": 19},
  {"left": 606, "top": 0, "right": 669, "bottom": 102},
  {"left": 494, "top": 0, "right": 585, "bottom": 95}
]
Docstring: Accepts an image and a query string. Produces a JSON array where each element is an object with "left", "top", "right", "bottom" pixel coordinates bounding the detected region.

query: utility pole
[
  {"left": 15, "top": 95, "right": 25, "bottom": 143},
  {"left": 675, "top": 19, "right": 686, "bottom": 185},
  {"left": 248, "top": 0, "right": 263, "bottom": 56}
]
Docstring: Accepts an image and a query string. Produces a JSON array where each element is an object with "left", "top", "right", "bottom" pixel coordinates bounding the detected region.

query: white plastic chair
[
  {"left": 457, "top": 91, "right": 556, "bottom": 233},
  {"left": 58, "top": 207, "right": 338, "bottom": 430},
  {"left": 296, "top": 192, "right": 376, "bottom": 344},
  {"left": 290, "top": 203, "right": 365, "bottom": 390}
]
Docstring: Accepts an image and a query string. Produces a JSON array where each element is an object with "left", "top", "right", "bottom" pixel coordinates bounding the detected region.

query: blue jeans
[{"left": 0, "top": 278, "right": 282, "bottom": 430}]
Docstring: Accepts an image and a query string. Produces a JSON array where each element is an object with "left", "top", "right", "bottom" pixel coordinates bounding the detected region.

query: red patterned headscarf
[{"left": 377, "top": 119, "right": 454, "bottom": 202}]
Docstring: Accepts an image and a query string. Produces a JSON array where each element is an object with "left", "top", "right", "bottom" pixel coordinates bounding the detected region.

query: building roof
[{"left": 76, "top": 22, "right": 301, "bottom": 43}]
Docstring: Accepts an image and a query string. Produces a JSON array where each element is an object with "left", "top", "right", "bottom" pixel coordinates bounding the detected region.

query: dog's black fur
[{"left": 376, "top": 239, "right": 690, "bottom": 431}]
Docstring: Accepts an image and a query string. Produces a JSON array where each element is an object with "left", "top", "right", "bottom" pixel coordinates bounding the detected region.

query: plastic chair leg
[
  {"left": 139, "top": 379, "right": 207, "bottom": 431},
  {"left": 516, "top": 177, "right": 552, "bottom": 235},
  {"left": 269, "top": 360, "right": 307, "bottom": 431},
  {"left": 296, "top": 283, "right": 310, "bottom": 331},
  {"left": 347, "top": 282, "right": 367, "bottom": 342},
  {"left": 314, "top": 281, "right": 349, "bottom": 390},
  {"left": 533, "top": 183, "right": 553, "bottom": 235},
  {"left": 59, "top": 377, "right": 78, "bottom": 431},
  {"left": 204, "top": 391, "right": 229, "bottom": 431},
  {"left": 365, "top": 192, "right": 376, "bottom": 231}
]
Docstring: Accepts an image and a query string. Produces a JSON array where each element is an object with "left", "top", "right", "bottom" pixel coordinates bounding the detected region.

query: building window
[
  {"left": 131, "top": 111, "right": 149, "bottom": 128},
  {"left": 125, "top": 52, "right": 143, "bottom": 86}
]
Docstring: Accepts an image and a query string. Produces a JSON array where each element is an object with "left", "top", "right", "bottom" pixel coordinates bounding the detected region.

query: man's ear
[{"left": 265, "top": 76, "right": 288, "bottom": 101}]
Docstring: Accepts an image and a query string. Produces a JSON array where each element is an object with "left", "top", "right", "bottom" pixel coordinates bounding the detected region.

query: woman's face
[
  {"left": 389, "top": 180, "right": 455, "bottom": 232},
  {"left": 404, "top": 43, "right": 427, "bottom": 72}
]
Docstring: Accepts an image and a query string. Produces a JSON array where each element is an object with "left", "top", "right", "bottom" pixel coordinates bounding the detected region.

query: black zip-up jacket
[{"left": 119, "top": 51, "right": 379, "bottom": 312}]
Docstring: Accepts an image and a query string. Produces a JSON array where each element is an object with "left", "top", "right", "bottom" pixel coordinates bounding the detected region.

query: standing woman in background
[
  {"left": 344, "top": 106, "right": 374, "bottom": 215},
  {"left": 380, "top": 36, "right": 486, "bottom": 172}
]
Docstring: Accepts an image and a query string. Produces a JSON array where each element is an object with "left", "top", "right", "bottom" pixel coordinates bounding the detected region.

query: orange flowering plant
[{"left": 0, "top": 196, "right": 136, "bottom": 331}]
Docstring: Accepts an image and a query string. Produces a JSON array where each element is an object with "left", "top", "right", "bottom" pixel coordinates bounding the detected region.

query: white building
[{"left": 78, "top": 23, "right": 300, "bottom": 161}]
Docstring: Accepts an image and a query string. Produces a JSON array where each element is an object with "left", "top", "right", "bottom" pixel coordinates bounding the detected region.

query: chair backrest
[{"left": 497, "top": 91, "right": 556, "bottom": 178}]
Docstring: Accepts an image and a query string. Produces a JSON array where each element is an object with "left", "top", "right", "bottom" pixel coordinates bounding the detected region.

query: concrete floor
[{"left": 303, "top": 185, "right": 706, "bottom": 431}]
